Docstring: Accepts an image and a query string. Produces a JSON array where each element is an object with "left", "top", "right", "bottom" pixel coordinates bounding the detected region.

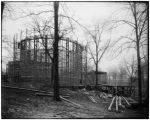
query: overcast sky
[{"left": 2, "top": 2, "right": 137, "bottom": 72}]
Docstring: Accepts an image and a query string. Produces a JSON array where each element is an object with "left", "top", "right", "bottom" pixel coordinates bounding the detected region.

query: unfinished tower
[{"left": 7, "top": 34, "right": 87, "bottom": 87}]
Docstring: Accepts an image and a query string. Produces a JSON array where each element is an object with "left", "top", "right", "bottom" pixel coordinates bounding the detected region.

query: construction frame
[{"left": 7, "top": 30, "right": 87, "bottom": 88}]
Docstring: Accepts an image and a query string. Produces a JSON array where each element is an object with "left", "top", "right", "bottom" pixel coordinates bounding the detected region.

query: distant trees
[
  {"left": 107, "top": 67, "right": 118, "bottom": 86},
  {"left": 117, "top": 65, "right": 127, "bottom": 85},
  {"left": 124, "top": 56, "right": 137, "bottom": 87}
]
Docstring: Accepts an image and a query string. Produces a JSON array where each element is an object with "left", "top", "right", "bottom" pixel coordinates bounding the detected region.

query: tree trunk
[
  {"left": 130, "top": 76, "right": 133, "bottom": 87},
  {"left": 144, "top": 2, "right": 149, "bottom": 108},
  {"left": 51, "top": 58, "right": 54, "bottom": 87},
  {"left": 53, "top": 1, "right": 60, "bottom": 101},
  {"left": 133, "top": 3, "right": 142, "bottom": 106},
  {"left": 146, "top": 3, "right": 149, "bottom": 108},
  {"left": 137, "top": 42, "right": 142, "bottom": 106},
  {"left": 95, "top": 63, "right": 98, "bottom": 91}
]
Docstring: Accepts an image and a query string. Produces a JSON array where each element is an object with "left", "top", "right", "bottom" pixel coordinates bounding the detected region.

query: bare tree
[
  {"left": 31, "top": 2, "right": 61, "bottom": 101},
  {"left": 86, "top": 23, "right": 111, "bottom": 91},
  {"left": 112, "top": 2, "right": 148, "bottom": 106},
  {"left": 29, "top": 2, "right": 61, "bottom": 101},
  {"left": 130, "top": 3, "right": 148, "bottom": 106}
]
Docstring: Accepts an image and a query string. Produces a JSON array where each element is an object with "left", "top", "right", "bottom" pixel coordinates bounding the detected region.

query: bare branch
[
  {"left": 138, "top": 13, "right": 148, "bottom": 41},
  {"left": 112, "top": 19, "right": 135, "bottom": 28},
  {"left": 59, "top": 14, "right": 95, "bottom": 38},
  {"left": 11, "top": 10, "right": 54, "bottom": 20},
  {"left": 120, "top": 36, "right": 136, "bottom": 42}
]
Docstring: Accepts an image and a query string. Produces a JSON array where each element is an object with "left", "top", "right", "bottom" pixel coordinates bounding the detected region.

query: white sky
[{"left": 2, "top": 2, "right": 138, "bottom": 72}]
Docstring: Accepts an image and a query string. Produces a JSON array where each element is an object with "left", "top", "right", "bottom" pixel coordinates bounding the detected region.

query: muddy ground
[{"left": 1, "top": 87, "right": 148, "bottom": 119}]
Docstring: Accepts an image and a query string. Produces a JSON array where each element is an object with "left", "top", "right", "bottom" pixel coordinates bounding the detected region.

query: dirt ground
[{"left": 1, "top": 87, "right": 148, "bottom": 119}]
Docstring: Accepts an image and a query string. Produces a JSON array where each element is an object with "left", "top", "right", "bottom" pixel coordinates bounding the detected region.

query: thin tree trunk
[
  {"left": 133, "top": 3, "right": 142, "bottom": 106},
  {"left": 130, "top": 76, "right": 133, "bottom": 87},
  {"left": 144, "top": 2, "right": 149, "bottom": 108},
  {"left": 1, "top": 2, "right": 5, "bottom": 20},
  {"left": 53, "top": 1, "right": 60, "bottom": 101},
  {"left": 137, "top": 42, "right": 142, "bottom": 105},
  {"left": 51, "top": 58, "right": 54, "bottom": 87},
  {"left": 95, "top": 42, "right": 98, "bottom": 91},
  {"left": 95, "top": 63, "right": 98, "bottom": 91}
]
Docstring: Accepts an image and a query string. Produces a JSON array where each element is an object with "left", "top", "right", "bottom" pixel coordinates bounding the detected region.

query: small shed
[{"left": 86, "top": 70, "right": 108, "bottom": 85}]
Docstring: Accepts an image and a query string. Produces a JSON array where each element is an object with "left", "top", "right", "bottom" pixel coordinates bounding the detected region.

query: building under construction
[
  {"left": 5, "top": 32, "right": 136, "bottom": 98},
  {"left": 7, "top": 34, "right": 87, "bottom": 87}
]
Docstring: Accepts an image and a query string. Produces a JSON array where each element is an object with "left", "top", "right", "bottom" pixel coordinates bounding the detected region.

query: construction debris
[
  {"left": 108, "top": 95, "right": 131, "bottom": 112},
  {"left": 88, "top": 96, "right": 97, "bottom": 103}
]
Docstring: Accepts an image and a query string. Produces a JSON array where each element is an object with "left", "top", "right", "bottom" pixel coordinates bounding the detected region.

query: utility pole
[{"left": 53, "top": 1, "right": 61, "bottom": 101}]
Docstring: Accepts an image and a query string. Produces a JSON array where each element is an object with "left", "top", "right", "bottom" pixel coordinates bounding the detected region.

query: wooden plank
[
  {"left": 60, "top": 96, "right": 82, "bottom": 108},
  {"left": 108, "top": 96, "right": 116, "bottom": 111},
  {"left": 116, "top": 96, "right": 118, "bottom": 111},
  {"left": 122, "top": 96, "right": 130, "bottom": 105},
  {"left": 35, "top": 93, "right": 70, "bottom": 98}
]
